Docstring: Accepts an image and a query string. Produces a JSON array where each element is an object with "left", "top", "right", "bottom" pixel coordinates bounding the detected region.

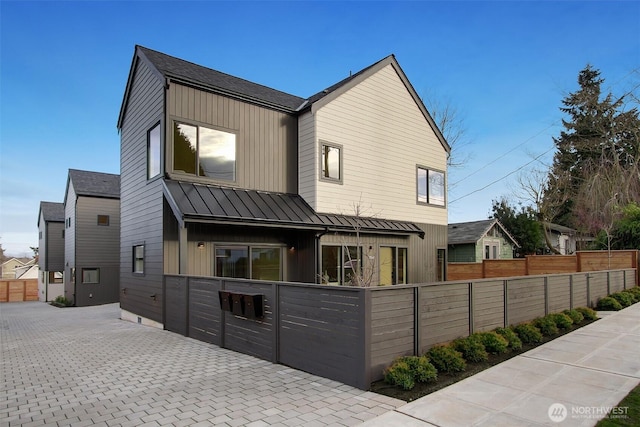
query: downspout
[{"left": 315, "top": 228, "right": 330, "bottom": 284}]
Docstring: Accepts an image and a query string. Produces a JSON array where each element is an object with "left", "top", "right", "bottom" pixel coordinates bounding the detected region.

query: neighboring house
[
  {"left": 15, "top": 264, "right": 39, "bottom": 279},
  {"left": 1, "top": 258, "right": 26, "bottom": 279},
  {"left": 544, "top": 222, "right": 577, "bottom": 255},
  {"left": 37, "top": 201, "right": 65, "bottom": 301},
  {"left": 117, "top": 45, "right": 449, "bottom": 327},
  {"left": 448, "top": 219, "right": 520, "bottom": 262},
  {"left": 63, "top": 169, "right": 121, "bottom": 306}
]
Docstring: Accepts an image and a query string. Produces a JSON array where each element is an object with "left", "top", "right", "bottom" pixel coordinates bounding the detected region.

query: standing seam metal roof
[{"left": 164, "top": 180, "right": 424, "bottom": 236}]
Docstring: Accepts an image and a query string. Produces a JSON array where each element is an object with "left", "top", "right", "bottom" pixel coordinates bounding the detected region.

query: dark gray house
[
  {"left": 37, "top": 201, "right": 65, "bottom": 301},
  {"left": 448, "top": 219, "right": 520, "bottom": 262},
  {"left": 63, "top": 169, "right": 120, "bottom": 306},
  {"left": 117, "top": 46, "right": 450, "bottom": 328}
]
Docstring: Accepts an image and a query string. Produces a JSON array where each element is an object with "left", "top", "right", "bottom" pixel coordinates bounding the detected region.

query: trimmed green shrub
[
  {"left": 383, "top": 360, "right": 415, "bottom": 390},
  {"left": 597, "top": 296, "right": 623, "bottom": 311},
  {"left": 575, "top": 306, "right": 598, "bottom": 320},
  {"left": 51, "top": 295, "right": 73, "bottom": 307},
  {"left": 494, "top": 327, "right": 522, "bottom": 351},
  {"left": 513, "top": 323, "right": 543, "bottom": 344},
  {"left": 621, "top": 289, "right": 640, "bottom": 303},
  {"left": 426, "top": 345, "right": 466, "bottom": 373},
  {"left": 405, "top": 355, "right": 438, "bottom": 383},
  {"left": 624, "top": 286, "right": 640, "bottom": 300},
  {"left": 549, "top": 313, "right": 573, "bottom": 330},
  {"left": 610, "top": 292, "right": 634, "bottom": 308},
  {"left": 532, "top": 316, "right": 559, "bottom": 336},
  {"left": 563, "top": 309, "right": 584, "bottom": 324},
  {"left": 473, "top": 332, "right": 509, "bottom": 354},
  {"left": 452, "top": 336, "right": 488, "bottom": 362},
  {"left": 383, "top": 355, "right": 438, "bottom": 390}
]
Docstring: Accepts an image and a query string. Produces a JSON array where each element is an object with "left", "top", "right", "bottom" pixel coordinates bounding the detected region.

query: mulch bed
[{"left": 370, "top": 319, "right": 597, "bottom": 402}]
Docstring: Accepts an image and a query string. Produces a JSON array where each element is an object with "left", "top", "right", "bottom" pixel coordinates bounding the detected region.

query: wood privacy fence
[
  {"left": 0, "top": 279, "right": 38, "bottom": 302},
  {"left": 448, "top": 250, "right": 639, "bottom": 281},
  {"left": 164, "top": 267, "right": 637, "bottom": 390}
]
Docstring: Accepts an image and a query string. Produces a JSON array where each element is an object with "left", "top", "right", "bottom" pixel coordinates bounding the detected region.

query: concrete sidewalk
[
  {"left": 1, "top": 302, "right": 403, "bottom": 426},
  {"left": 362, "top": 303, "right": 640, "bottom": 426}
]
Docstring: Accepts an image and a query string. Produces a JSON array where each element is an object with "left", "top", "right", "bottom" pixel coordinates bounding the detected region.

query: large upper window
[
  {"left": 215, "top": 246, "right": 282, "bottom": 281},
  {"left": 417, "top": 167, "right": 445, "bottom": 206},
  {"left": 148, "top": 123, "right": 161, "bottom": 179},
  {"left": 321, "top": 142, "right": 342, "bottom": 182},
  {"left": 173, "top": 122, "right": 236, "bottom": 181}
]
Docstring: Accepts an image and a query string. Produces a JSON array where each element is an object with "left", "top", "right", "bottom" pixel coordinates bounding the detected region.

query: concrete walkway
[
  {"left": 362, "top": 303, "right": 640, "bottom": 426},
  {"left": 0, "top": 302, "right": 403, "bottom": 426}
]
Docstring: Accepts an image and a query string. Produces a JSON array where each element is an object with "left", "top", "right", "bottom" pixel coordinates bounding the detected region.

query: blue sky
[{"left": 1, "top": 1, "right": 638, "bottom": 257}]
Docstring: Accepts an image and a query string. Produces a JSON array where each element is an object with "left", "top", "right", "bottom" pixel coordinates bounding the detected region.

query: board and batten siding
[
  {"left": 74, "top": 196, "right": 120, "bottom": 306},
  {"left": 167, "top": 83, "right": 298, "bottom": 194},
  {"left": 308, "top": 64, "right": 447, "bottom": 226},
  {"left": 64, "top": 184, "right": 76, "bottom": 301},
  {"left": 120, "top": 57, "right": 166, "bottom": 323}
]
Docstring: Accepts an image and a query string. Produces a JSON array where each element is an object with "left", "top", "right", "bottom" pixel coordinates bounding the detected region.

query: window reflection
[
  {"left": 199, "top": 127, "right": 236, "bottom": 181},
  {"left": 173, "top": 122, "right": 236, "bottom": 181},
  {"left": 322, "top": 144, "right": 341, "bottom": 180}
]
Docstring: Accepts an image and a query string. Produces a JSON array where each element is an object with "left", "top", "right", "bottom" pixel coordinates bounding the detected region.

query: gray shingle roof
[
  {"left": 448, "top": 219, "right": 520, "bottom": 248},
  {"left": 39, "top": 201, "right": 64, "bottom": 222},
  {"left": 68, "top": 169, "right": 120, "bottom": 199},
  {"left": 138, "top": 46, "right": 306, "bottom": 112},
  {"left": 164, "top": 180, "right": 424, "bottom": 237}
]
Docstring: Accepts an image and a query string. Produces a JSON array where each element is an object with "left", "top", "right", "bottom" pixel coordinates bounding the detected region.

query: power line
[
  {"left": 450, "top": 121, "right": 559, "bottom": 187},
  {"left": 449, "top": 146, "right": 555, "bottom": 204}
]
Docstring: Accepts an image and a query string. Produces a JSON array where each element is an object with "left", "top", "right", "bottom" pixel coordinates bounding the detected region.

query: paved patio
[{"left": 0, "top": 302, "right": 403, "bottom": 426}]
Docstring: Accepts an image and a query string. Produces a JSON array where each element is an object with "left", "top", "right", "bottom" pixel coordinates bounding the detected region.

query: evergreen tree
[
  {"left": 545, "top": 65, "right": 640, "bottom": 235},
  {"left": 491, "top": 198, "right": 545, "bottom": 256}
]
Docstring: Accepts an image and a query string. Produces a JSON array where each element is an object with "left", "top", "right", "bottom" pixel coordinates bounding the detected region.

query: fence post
[
  {"left": 544, "top": 276, "right": 549, "bottom": 316},
  {"left": 468, "top": 282, "right": 474, "bottom": 335},
  {"left": 272, "top": 282, "right": 280, "bottom": 363},
  {"left": 503, "top": 280, "right": 509, "bottom": 328},
  {"left": 220, "top": 279, "right": 226, "bottom": 349},
  {"left": 414, "top": 286, "right": 421, "bottom": 356},
  {"left": 360, "top": 289, "right": 372, "bottom": 390},
  {"left": 569, "top": 274, "right": 574, "bottom": 309},
  {"left": 586, "top": 274, "right": 591, "bottom": 308}
]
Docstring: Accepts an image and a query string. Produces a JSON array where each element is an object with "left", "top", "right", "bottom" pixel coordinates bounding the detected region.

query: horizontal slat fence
[
  {"left": 164, "top": 266, "right": 637, "bottom": 390},
  {"left": 449, "top": 250, "right": 638, "bottom": 281}
]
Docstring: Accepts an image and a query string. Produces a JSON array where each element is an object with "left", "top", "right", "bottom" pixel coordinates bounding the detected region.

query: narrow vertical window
[
  {"left": 133, "top": 245, "right": 144, "bottom": 274},
  {"left": 174, "top": 122, "right": 198, "bottom": 175},
  {"left": 321, "top": 143, "right": 342, "bottom": 182},
  {"left": 148, "top": 123, "right": 161, "bottom": 179}
]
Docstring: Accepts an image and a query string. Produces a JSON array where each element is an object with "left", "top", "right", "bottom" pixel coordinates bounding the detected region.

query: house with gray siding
[
  {"left": 117, "top": 45, "right": 449, "bottom": 327},
  {"left": 448, "top": 219, "right": 519, "bottom": 262},
  {"left": 63, "top": 169, "right": 120, "bottom": 306},
  {"left": 37, "top": 201, "right": 65, "bottom": 301}
]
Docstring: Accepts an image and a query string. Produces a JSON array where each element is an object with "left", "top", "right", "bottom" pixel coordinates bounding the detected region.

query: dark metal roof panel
[{"left": 163, "top": 180, "right": 423, "bottom": 236}]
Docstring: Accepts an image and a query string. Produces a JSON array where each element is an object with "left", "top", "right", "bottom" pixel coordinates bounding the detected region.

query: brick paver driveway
[{"left": 1, "top": 302, "right": 403, "bottom": 426}]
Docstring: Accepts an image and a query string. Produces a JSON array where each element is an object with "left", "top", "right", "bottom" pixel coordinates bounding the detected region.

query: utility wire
[
  {"left": 450, "top": 122, "right": 559, "bottom": 187},
  {"left": 449, "top": 146, "right": 555, "bottom": 204}
]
